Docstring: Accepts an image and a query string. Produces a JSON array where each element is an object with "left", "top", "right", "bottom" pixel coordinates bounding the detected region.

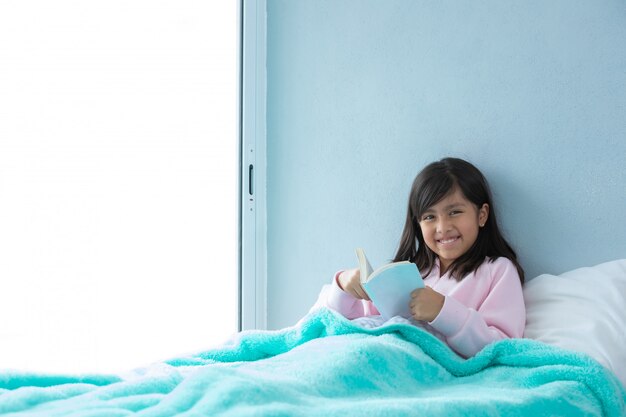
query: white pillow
[{"left": 523, "top": 259, "right": 626, "bottom": 388}]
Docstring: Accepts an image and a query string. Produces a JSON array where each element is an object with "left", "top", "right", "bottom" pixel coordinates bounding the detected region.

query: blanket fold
[{"left": 1, "top": 307, "right": 624, "bottom": 416}]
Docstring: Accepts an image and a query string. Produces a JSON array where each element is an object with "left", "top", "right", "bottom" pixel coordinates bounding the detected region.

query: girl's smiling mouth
[{"left": 438, "top": 236, "right": 460, "bottom": 245}]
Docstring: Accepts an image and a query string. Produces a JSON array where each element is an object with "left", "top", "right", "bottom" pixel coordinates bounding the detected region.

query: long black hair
[{"left": 393, "top": 157, "right": 524, "bottom": 283}]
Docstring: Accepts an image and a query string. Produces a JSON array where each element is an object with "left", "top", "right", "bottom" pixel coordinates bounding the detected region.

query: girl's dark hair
[{"left": 393, "top": 157, "right": 524, "bottom": 283}]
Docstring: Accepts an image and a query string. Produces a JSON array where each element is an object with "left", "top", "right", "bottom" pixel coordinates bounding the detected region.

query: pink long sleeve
[
  {"left": 427, "top": 257, "right": 525, "bottom": 357},
  {"left": 311, "top": 271, "right": 380, "bottom": 319},
  {"left": 312, "top": 257, "right": 525, "bottom": 357}
]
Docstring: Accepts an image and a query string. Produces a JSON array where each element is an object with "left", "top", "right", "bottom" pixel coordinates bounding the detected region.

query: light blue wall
[{"left": 266, "top": 0, "right": 626, "bottom": 329}]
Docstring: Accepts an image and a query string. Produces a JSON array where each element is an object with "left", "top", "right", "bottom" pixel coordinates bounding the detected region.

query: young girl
[{"left": 313, "top": 157, "right": 526, "bottom": 358}]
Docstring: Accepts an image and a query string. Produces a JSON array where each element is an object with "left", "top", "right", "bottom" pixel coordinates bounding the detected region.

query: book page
[
  {"left": 355, "top": 248, "right": 374, "bottom": 283},
  {"left": 369, "top": 261, "right": 412, "bottom": 281}
]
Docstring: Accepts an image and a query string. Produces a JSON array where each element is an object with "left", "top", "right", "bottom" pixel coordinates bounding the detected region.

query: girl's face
[{"left": 418, "top": 187, "right": 489, "bottom": 275}]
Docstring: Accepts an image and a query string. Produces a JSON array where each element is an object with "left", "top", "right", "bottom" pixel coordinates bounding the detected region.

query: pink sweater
[{"left": 312, "top": 257, "right": 526, "bottom": 357}]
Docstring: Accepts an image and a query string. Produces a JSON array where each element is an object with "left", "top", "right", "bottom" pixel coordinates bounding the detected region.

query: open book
[{"left": 356, "top": 248, "right": 424, "bottom": 320}]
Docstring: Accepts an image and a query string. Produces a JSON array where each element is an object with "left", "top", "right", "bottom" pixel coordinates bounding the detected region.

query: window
[{"left": 0, "top": 1, "right": 239, "bottom": 373}]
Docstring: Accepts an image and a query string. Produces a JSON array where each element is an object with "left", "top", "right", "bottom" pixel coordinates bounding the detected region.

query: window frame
[{"left": 240, "top": 0, "right": 267, "bottom": 331}]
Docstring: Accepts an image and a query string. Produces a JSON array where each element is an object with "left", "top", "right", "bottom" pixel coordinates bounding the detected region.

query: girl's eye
[
  {"left": 450, "top": 210, "right": 462, "bottom": 216},
  {"left": 421, "top": 214, "right": 434, "bottom": 221}
]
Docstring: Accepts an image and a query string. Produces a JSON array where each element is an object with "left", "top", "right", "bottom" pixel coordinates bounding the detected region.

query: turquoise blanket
[{"left": 1, "top": 308, "right": 625, "bottom": 416}]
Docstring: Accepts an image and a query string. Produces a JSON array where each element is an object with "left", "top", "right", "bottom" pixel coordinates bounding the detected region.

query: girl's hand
[
  {"left": 337, "top": 268, "right": 371, "bottom": 301},
  {"left": 410, "top": 286, "right": 445, "bottom": 322}
]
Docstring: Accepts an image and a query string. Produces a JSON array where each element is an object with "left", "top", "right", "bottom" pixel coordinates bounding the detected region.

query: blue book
[{"left": 356, "top": 248, "right": 425, "bottom": 320}]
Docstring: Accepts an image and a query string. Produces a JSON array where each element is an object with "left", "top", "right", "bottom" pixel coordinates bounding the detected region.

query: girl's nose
[{"left": 436, "top": 219, "right": 451, "bottom": 233}]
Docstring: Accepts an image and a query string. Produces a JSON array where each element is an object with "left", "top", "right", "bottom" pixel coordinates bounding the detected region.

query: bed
[{"left": 1, "top": 260, "right": 625, "bottom": 416}]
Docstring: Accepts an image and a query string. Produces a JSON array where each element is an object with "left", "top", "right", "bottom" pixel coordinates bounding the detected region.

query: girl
[{"left": 313, "top": 157, "right": 525, "bottom": 358}]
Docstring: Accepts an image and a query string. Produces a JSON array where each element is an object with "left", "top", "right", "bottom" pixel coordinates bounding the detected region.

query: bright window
[{"left": 0, "top": 1, "right": 239, "bottom": 373}]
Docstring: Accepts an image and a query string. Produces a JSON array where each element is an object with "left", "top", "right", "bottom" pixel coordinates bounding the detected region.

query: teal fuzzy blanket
[{"left": 1, "top": 308, "right": 624, "bottom": 416}]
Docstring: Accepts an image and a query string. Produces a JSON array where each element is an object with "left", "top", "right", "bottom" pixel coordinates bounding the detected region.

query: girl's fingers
[
  {"left": 354, "top": 285, "right": 370, "bottom": 301},
  {"left": 349, "top": 290, "right": 360, "bottom": 299}
]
